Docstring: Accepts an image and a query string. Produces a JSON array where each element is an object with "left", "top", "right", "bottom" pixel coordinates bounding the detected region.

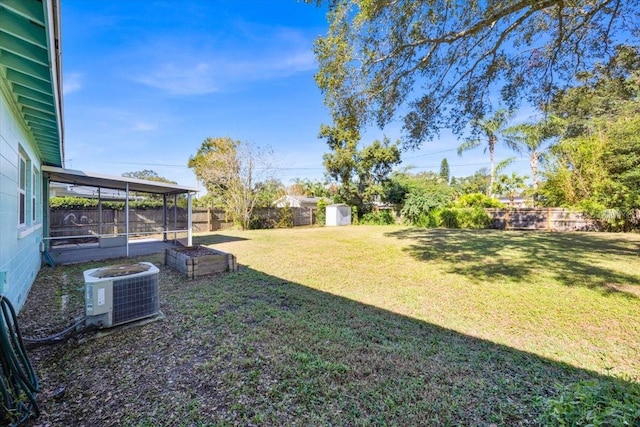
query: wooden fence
[
  {"left": 208, "top": 207, "right": 316, "bottom": 230},
  {"left": 49, "top": 207, "right": 593, "bottom": 238},
  {"left": 49, "top": 206, "right": 318, "bottom": 239},
  {"left": 486, "top": 208, "right": 594, "bottom": 231},
  {"left": 248, "top": 207, "right": 316, "bottom": 229},
  {"left": 49, "top": 207, "right": 196, "bottom": 241}
]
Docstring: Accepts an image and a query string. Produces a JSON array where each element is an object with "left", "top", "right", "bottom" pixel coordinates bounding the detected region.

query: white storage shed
[{"left": 326, "top": 204, "right": 351, "bottom": 226}]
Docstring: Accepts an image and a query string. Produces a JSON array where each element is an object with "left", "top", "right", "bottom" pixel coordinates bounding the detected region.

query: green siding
[{"left": 0, "top": 89, "right": 44, "bottom": 311}]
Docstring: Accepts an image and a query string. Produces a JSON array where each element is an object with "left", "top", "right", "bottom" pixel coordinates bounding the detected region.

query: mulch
[{"left": 17, "top": 253, "right": 230, "bottom": 426}]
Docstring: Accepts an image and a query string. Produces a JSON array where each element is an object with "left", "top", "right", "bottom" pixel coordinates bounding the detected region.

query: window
[
  {"left": 32, "top": 166, "right": 38, "bottom": 223},
  {"left": 18, "top": 153, "right": 26, "bottom": 227}
]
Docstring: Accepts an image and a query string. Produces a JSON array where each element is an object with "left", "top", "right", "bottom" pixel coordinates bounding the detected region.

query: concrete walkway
[{"left": 47, "top": 239, "right": 182, "bottom": 265}]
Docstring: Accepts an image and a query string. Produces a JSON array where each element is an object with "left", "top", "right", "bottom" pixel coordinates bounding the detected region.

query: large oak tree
[{"left": 313, "top": 0, "right": 639, "bottom": 149}]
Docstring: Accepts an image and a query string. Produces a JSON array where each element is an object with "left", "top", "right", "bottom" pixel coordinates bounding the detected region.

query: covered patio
[
  {"left": 46, "top": 238, "right": 176, "bottom": 265},
  {"left": 42, "top": 166, "right": 198, "bottom": 265}
]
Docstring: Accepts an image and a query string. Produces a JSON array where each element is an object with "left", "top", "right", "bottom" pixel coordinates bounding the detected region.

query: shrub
[
  {"left": 249, "top": 215, "right": 275, "bottom": 230},
  {"left": 579, "top": 199, "right": 605, "bottom": 220},
  {"left": 440, "top": 207, "right": 491, "bottom": 229},
  {"left": 401, "top": 192, "right": 448, "bottom": 227},
  {"left": 439, "top": 208, "right": 458, "bottom": 228},
  {"left": 454, "top": 193, "right": 503, "bottom": 208},
  {"left": 316, "top": 198, "right": 328, "bottom": 226},
  {"left": 50, "top": 196, "right": 97, "bottom": 209},
  {"left": 360, "top": 210, "right": 395, "bottom": 225},
  {"left": 539, "top": 379, "right": 640, "bottom": 426},
  {"left": 124, "top": 200, "right": 165, "bottom": 209},
  {"left": 404, "top": 208, "right": 441, "bottom": 228},
  {"left": 579, "top": 200, "right": 630, "bottom": 232},
  {"left": 50, "top": 196, "right": 165, "bottom": 210},
  {"left": 351, "top": 205, "right": 359, "bottom": 225},
  {"left": 276, "top": 205, "right": 294, "bottom": 228}
]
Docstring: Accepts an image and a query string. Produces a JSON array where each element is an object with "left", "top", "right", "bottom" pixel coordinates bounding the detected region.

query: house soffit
[{"left": 0, "top": 0, "right": 63, "bottom": 166}]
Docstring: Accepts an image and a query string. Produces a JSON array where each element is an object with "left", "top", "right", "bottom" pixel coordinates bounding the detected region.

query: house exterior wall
[
  {"left": 0, "top": 91, "right": 44, "bottom": 311},
  {"left": 274, "top": 195, "right": 326, "bottom": 209}
]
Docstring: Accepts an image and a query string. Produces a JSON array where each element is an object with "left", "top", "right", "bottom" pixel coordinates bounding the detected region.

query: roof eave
[
  {"left": 0, "top": 0, "right": 65, "bottom": 167},
  {"left": 43, "top": 0, "right": 64, "bottom": 166}
]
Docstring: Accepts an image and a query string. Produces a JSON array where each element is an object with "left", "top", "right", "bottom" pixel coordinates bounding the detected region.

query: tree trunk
[
  {"left": 488, "top": 135, "right": 496, "bottom": 197},
  {"left": 530, "top": 155, "right": 539, "bottom": 192}
]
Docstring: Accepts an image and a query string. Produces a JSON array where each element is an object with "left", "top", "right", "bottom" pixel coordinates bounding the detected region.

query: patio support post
[
  {"left": 42, "top": 174, "right": 50, "bottom": 251},
  {"left": 162, "top": 194, "right": 168, "bottom": 242},
  {"left": 98, "top": 187, "right": 102, "bottom": 237},
  {"left": 125, "top": 182, "right": 129, "bottom": 257},
  {"left": 173, "top": 194, "right": 177, "bottom": 244},
  {"left": 187, "top": 192, "right": 193, "bottom": 246}
]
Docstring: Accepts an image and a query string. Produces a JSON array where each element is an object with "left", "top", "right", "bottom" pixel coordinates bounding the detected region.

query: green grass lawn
[
  {"left": 21, "top": 226, "right": 640, "bottom": 426},
  {"left": 205, "top": 226, "right": 640, "bottom": 380}
]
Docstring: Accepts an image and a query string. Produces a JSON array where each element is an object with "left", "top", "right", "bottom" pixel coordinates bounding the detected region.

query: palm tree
[
  {"left": 503, "top": 116, "right": 562, "bottom": 193},
  {"left": 494, "top": 172, "right": 529, "bottom": 206},
  {"left": 457, "top": 109, "right": 515, "bottom": 196}
]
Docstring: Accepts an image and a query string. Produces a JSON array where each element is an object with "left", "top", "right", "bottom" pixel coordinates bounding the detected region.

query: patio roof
[{"left": 42, "top": 166, "right": 198, "bottom": 196}]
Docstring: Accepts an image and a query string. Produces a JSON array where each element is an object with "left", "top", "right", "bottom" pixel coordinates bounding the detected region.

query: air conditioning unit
[{"left": 84, "top": 262, "right": 160, "bottom": 328}]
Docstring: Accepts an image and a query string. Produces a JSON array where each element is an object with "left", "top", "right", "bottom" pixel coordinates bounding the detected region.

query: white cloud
[
  {"left": 280, "top": 51, "right": 317, "bottom": 73},
  {"left": 63, "top": 72, "right": 83, "bottom": 95},
  {"left": 128, "top": 24, "right": 317, "bottom": 95},
  {"left": 131, "top": 121, "right": 158, "bottom": 131},
  {"left": 135, "top": 62, "right": 219, "bottom": 96}
]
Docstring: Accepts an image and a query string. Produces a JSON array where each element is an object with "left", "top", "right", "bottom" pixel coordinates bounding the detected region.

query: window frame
[
  {"left": 32, "top": 166, "right": 39, "bottom": 223},
  {"left": 18, "top": 152, "right": 27, "bottom": 227}
]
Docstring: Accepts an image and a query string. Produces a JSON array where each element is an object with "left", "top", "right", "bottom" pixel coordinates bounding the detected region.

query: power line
[
  {"left": 75, "top": 160, "right": 326, "bottom": 171},
  {"left": 95, "top": 161, "right": 189, "bottom": 168},
  {"left": 70, "top": 156, "right": 528, "bottom": 173},
  {"left": 403, "top": 148, "right": 457, "bottom": 160},
  {"left": 278, "top": 167, "right": 324, "bottom": 172},
  {"left": 405, "top": 159, "right": 528, "bottom": 169}
]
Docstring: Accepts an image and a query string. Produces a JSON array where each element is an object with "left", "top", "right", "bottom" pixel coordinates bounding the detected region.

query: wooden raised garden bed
[{"left": 165, "top": 245, "right": 237, "bottom": 279}]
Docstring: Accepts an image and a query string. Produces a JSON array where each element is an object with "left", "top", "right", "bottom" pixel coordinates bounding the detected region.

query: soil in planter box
[
  {"left": 166, "top": 245, "right": 238, "bottom": 278},
  {"left": 173, "top": 245, "right": 220, "bottom": 257}
]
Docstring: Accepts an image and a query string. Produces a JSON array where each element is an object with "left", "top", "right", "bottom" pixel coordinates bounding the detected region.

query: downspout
[
  {"left": 46, "top": 0, "right": 65, "bottom": 165},
  {"left": 42, "top": 174, "right": 50, "bottom": 251}
]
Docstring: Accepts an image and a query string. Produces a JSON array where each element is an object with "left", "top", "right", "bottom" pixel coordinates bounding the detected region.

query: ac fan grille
[{"left": 112, "top": 274, "right": 159, "bottom": 326}]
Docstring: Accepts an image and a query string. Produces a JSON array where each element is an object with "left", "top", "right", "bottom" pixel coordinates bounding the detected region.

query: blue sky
[{"left": 61, "top": 0, "right": 530, "bottom": 195}]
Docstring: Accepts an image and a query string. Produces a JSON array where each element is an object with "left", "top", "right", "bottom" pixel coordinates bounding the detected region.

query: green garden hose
[{"left": 0, "top": 295, "right": 39, "bottom": 426}]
